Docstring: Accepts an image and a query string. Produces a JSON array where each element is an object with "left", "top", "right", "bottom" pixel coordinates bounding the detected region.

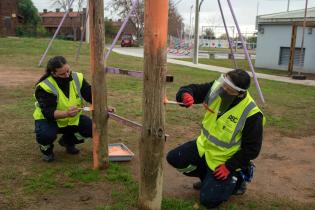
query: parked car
[{"left": 121, "top": 34, "right": 136, "bottom": 47}]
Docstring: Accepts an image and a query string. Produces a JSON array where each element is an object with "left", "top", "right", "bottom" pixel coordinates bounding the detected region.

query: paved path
[{"left": 112, "top": 47, "right": 315, "bottom": 87}]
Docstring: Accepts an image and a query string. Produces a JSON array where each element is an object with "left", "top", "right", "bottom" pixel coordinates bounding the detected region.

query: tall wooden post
[
  {"left": 89, "top": 0, "right": 109, "bottom": 169},
  {"left": 139, "top": 0, "right": 169, "bottom": 209},
  {"left": 288, "top": 24, "right": 297, "bottom": 75}
]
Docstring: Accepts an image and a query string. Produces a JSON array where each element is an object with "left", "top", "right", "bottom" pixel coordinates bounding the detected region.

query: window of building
[{"left": 279, "top": 47, "right": 305, "bottom": 66}]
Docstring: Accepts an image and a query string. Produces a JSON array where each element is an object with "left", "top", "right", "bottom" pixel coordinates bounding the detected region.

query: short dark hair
[{"left": 227, "top": 69, "right": 251, "bottom": 91}]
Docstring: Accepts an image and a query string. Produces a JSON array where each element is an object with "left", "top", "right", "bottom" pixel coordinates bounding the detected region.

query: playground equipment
[
  {"left": 214, "top": 0, "right": 265, "bottom": 103},
  {"left": 37, "top": 1, "right": 266, "bottom": 208},
  {"left": 168, "top": 36, "right": 194, "bottom": 56}
]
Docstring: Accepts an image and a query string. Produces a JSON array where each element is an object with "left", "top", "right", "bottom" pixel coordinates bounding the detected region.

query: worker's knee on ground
[
  {"left": 199, "top": 194, "right": 222, "bottom": 209},
  {"left": 166, "top": 149, "right": 178, "bottom": 167},
  {"left": 78, "top": 115, "right": 92, "bottom": 138},
  {"left": 36, "top": 129, "right": 57, "bottom": 145},
  {"left": 200, "top": 185, "right": 226, "bottom": 208}
]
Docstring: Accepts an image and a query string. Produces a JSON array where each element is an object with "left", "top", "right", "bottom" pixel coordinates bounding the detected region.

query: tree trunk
[
  {"left": 139, "top": 0, "right": 169, "bottom": 209},
  {"left": 89, "top": 0, "right": 109, "bottom": 170}
]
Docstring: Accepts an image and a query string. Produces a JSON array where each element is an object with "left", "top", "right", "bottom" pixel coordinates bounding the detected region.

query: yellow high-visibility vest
[
  {"left": 196, "top": 80, "right": 266, "bottom": 171},
  {"left": 33, "top": 72, "right": 84, "bottom": 128}
]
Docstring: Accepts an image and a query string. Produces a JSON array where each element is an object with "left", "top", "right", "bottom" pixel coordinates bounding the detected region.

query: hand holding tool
[{"left": 182, "top": 93, "right": 194, "bottom": 107}]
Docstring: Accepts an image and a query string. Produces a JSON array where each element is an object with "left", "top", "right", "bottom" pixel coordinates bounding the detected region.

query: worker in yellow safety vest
[
  {"left": 33, "top": 56, "right": 92, "bottom": 162},
  {"left": 167, "top": 69, "right": 265, "bottom": 209}
]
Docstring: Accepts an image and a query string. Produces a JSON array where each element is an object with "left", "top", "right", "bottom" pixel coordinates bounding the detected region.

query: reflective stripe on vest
[
  {"left": 72, "top": 72, "right": 83, "bottom": 101},
  {"left": 42, "top": 73, "right": 83, "bottom": 101},
  {"left": 33, "top": 72, "right": 84, "bottom": 127},
  {"left": 43, "top": 79, "right": 59, "bottom": 99},
  {"left": 201, "top": 101, "right": 256, "bottom": 148}
]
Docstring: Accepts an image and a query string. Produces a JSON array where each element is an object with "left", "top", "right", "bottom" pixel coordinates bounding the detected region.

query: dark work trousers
[
  {"left": 167, "top": 140, "right": 238, "bottom": 209},
  {"left": 35, "top": 115, "right": 92, "bottom": 155}
]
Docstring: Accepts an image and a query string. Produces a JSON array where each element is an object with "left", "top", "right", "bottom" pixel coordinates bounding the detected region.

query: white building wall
[{"left": 256, "top": 24, "right": 315, "bottom": 73}]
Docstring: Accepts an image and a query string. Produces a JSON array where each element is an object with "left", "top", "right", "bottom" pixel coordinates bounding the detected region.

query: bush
[{"left": 36, "top": 25, "right": 49, "bottom": 37}]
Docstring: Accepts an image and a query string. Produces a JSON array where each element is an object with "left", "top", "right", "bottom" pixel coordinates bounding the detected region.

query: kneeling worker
[
  {"left": 33, "top": 56, "right": 92, "bottom": 162},
  {"left": 167, "top": 69, "right": 265, "bottom": 208}
]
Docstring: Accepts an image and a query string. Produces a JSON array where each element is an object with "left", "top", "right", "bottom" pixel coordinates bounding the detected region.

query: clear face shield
[{"left": 204, "top": 74, "right": 247, "bottom": 114}]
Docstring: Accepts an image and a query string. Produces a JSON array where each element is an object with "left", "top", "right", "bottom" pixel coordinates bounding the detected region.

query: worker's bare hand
[{"left": 67, "top": 106, "right": 80, "bottom": 117}]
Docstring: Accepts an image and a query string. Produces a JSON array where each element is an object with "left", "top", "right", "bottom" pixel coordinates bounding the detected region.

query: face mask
[
  {"left": 53, "top": 74, "right": 72, "bottom": 84},
  {"left": 204, "top": 74, "right": 246, "bottom": 114}
]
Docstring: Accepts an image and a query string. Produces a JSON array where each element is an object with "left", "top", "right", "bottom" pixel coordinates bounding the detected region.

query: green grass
[{"left": 0, "top": 37, "right": 315, "bottom": 209}]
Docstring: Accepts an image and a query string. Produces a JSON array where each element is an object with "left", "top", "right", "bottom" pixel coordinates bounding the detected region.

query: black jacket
[
  {"left": 176, "top": 82, "right": 263, "bottom": 171},
  {"left": 35, "top": 74, "right": 92, "bottom": 121}
]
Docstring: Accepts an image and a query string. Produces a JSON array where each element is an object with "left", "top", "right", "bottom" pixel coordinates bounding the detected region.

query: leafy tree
[
  {"left": 247, "top": 36, "right": 257, "bottom": 44},
  {"left": 16, "top": 0, "right": 42, "bottom": 36},
  {"left": 168, "top": 0, "right": 184, "bottom": 37},
  {"left": 106, "top": 0, "right": 184, "bottom": 40},
  {"left": 105, "top": 19, "right": 119, "bottom": 38},
  {"left": 106, "top": 0, "right": 144, "bottom": 40},
  {"left": 18, "top": 0, "right": 40, "bottom": 26},
  {"left": 204, "top": 28, "right": 215, "bottom": 39},
  {"left": 51, "top": 0, "right": 86, "bottom": 11}
]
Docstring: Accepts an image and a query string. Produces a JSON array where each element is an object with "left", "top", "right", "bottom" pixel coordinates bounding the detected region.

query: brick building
[
  {"left": 0, "top": 0, "right": 18, "bottom": 36},
  {"left": 39, "top": 8, "right": 86, "bottom": 41},
  {"left": 110, "top": 19, "right": 138, "bottom": 37}
]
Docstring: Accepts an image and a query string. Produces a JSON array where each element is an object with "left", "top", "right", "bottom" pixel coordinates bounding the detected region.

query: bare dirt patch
[
  {"left": 129, "top": 128, "right": 315, "bottom": 204},
  {"left": 161, "top": 128, "right": 315, "bottom": 203},
  {"left": 0, "top": 65, "right": 41, "bottom": 88}
]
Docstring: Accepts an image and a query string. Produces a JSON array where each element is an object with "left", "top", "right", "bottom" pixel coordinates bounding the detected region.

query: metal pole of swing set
[
  {"left": 226, "top": 0, "right": 265, "bottom": 104},
  {"left": 139, "top": 0, "right": 168, "bottom": 209},
  {"left": 217, "top": 0, "right": 237, "bottom": 69},
  {"left": 38, "top": 0, "right": 76, "bottom": 67},
  {"left": 193, "top": 0, "right": 199, "bottom": 64},
  {"left": 89, "top": 0, "right": 109, "bottom": 169}
]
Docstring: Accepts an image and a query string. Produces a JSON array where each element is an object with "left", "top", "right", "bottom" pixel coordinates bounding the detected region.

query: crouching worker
[
  {"left": 33, "top": 56, "right": 92, "bottom": 162},
  {"left": 167, "top": 69, "right": 265, "bottom": 208}
]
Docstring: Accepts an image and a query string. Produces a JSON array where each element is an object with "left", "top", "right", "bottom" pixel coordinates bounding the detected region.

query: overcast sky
[{"left": 33, "top": 0, "right": 315, "bottom": 34}]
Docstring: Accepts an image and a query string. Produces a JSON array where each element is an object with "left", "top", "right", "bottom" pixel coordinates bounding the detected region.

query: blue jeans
[
  {"left": 167, "top": 140, "right": 237, "bottom": 209},
  {"left": 35, "top": 115, "right": 92, "bottom": 154}
]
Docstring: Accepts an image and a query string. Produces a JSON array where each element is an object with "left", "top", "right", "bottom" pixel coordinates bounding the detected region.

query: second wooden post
[
  {"left": 89, "top": 0, "right": 109, "bottom": 169},
  {"left": 139, "top": 0, "right": 169, "bottom": 209}
]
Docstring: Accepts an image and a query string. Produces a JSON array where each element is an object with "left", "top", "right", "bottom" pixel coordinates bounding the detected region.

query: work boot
[
  {"left": 233, "top": 181, "right": 247, "bottom": 195},
  {"left": 193, "top": 181, "right": 202, "bottom": 190},
  {"left": 58, "top": 137, "right": 80, "bottom": 155},
  {"left": 42, "top": 153, "right": 55, "bottom": 162},
  {"left": 65, "top": 145, "right": 80, "bottom": 155},
  {"left": 39, "top": 144, "right": 55, "bottom": 162}
]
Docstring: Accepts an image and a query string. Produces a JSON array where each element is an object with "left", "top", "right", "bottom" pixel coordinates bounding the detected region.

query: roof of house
[
  {"left": 257, "top": 7, "right": 315, "bottom": 25},
  {"left": 39, "top": 12, "right": 82, "bottom": 18}
]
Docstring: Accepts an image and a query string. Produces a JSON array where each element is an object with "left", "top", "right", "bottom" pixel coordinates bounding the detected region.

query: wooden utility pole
[
  {"left": 139, "top": 0, "right": 168, "bottom": 209},
  {"left": 288, "top": 24, "right": 297, "bottom": 75},
  {"left": 89, "top": 0, "right": 109, "bottom": 169}
]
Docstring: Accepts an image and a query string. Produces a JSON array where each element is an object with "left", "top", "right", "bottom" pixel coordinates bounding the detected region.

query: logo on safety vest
[{"left": 228, "top": 115, "right": 238, "bottom": 123}]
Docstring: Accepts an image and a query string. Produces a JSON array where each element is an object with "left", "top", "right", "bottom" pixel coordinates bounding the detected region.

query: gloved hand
[
  {"left": 213, "top": 164, "right": 230, "bottom": 180},
  {"left": 182, "top": 93, "right": 194, "bottom": 107}
]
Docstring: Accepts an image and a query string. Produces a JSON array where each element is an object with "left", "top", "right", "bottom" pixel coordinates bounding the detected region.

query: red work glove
[
  {"left": 213, "top": 164, "right": 230, "bottom": 180},
  {"left": 182, "top": 93, "right": 194, "bottom": 107}
]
